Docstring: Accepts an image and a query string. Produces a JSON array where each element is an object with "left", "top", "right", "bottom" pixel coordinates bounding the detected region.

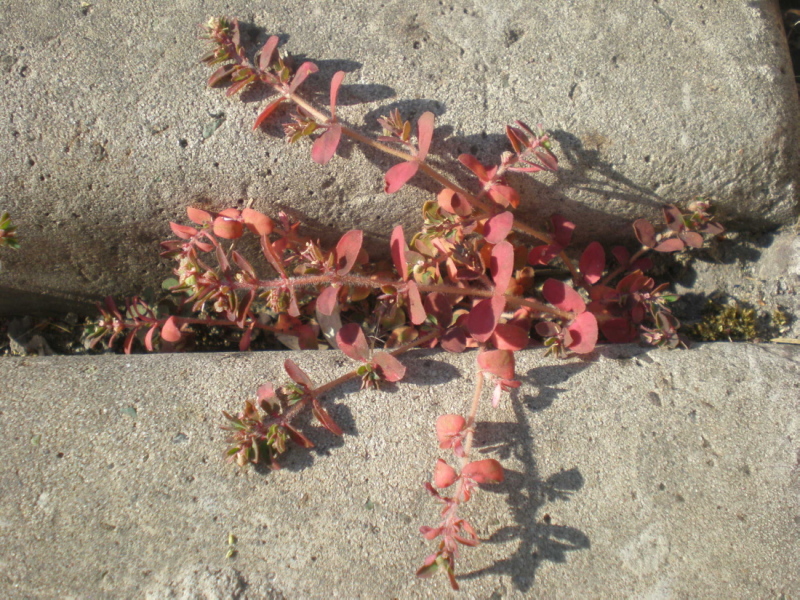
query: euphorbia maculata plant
[{"left": 85, "top": 17, "right": 725, "bottom": 591}]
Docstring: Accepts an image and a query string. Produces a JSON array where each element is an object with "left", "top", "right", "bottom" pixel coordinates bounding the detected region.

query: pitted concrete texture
[
  {"left": 1, "top": 1, "right": 798, "bottom": 312},
  {"left": 0, "top": 342, "right": 797, "bottom": 598}
]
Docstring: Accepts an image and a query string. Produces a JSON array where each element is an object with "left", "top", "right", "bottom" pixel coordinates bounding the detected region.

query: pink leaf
[
  {"left": 633, "top": 219, "right": 657, "bottom": 248},
  {"left": 600, "top": 318, "right": 638, "bottom": 343},
  {"left": 312, "top": 398, "right": 343, "bottom": 436},
  {"left": 390, "top": 226, "right": 408, "bottom": 281},
  {"left": 477, "top": 349, "right": 515, "bottom": 381},
  {"left": 663, "top": 204, "right": 684, "bottom": 232},
  {"left": 253, "top": 98, "right": 286, "bottom": 129},
  {"left": 384, "top": 161, "right": 419, "bottom": 194},
  {"left": 681, "top": 231, "right": 704, "bottom": 248},
  {"left": 416, "top": 111, "right": 434, "bottom": 160},
  {"left": 458, "top": 154, "right": 489, "bottom": 181},
  {"left": 528, "top": 244, "right": 561, "bottom": 265},
  {"left": 579, "top": 241, "right": 606, "bottom": 284},
  {"left": 284, "top": 359, "right": 313, "bottom": 388},
  {"left": 123, "top": 331, "right": 136, "bottom": 355},
  {"left": 654, "top": 238, "right": 685, "bottom": 253},
  {"left": 490, "top": 241, "right": 514, "bottom": 295},
  {"left": 461, "top": 459, "right": 504, "bottom": 484},
  {"left": 187, "top": 207, "right": 213, "bottom": 225},
  {"left": 437, "top": 189, "right": 472, "bottom": 217},
  {"left": 551, "top": 215, "right": 575, "bottom": 247},
  {"left": 335, "top": 229, "right": 363, "bottom": 275},
  {"left": 406, "top": 280, "right": 426, "bottom": 325},
  {"left": 433, "top": 459, "right": 458, "bottom": 488},
  {"left": 336, "top": 323, "right": 370, "bottom": 362},
  {"left": 542, "top": 278, "right": 586, "bottom": 313},
  {"left": 372, "top": 352, "right": 406, "bottom": 383},
  {"left": 208, "top": 64, "right": 236, "bottom": 87},
  {"left": 440, "top": 327, "right": 467, "bottom": 353},
  {"left": 259, "top": 35, "right": 280, "bottom": 71},
  {"left": 491, "top": 323, "right": 530, "bottom": 351},
  {"left": 329, "top": 71, "right": 346, "bottom": 118},
  {"left": 467, "top": 295, "right": 505, "bottom": 343},
  {"left": 169, "top": 222, "right": 198, "bottom": 239},
  {"left": 161, "top": 316, "right": 182, "bottom": 343},
  {"left": 311, "top": 123, "right": 342, "bottom": 165},
  {"left": 488, "top": 184, "right": 520, "bottom": 209},
  {"left": 232, "top": 251, "right": 256, "bottom": 279},
  {"left": 212, "top": 216, "right": 243, "bottom": 239},
  {"left": 436, "top": 414, "right": 466, "bottom": 448},
  {"left": 611, "top": 246, "right": 630, "bottom": 267},
  {"left": 242, "top": 208, "right": 274, "bottom": 235},
  {"left": 566, "top": 311, "right": 598, "bottom": 354},
  {"left": 257, "top": 383, "right": 276, "bottom": 401},
  {"left": 239, "top": 327, "right": 253, "bottom": 351},
  {"left": 144, "top": 325, "right": 157, "bottom": 352},
  {"left": 316, "top": 285, "right": 339, "bottom": 316},
  {"left": 288, "top": 61, "right": 319, "bottom": 93},
  {"left": 484, "top": 211, "right": 514, "bottom": 244}
]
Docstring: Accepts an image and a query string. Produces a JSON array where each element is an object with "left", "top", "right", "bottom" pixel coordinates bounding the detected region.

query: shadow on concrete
[{"left": 459, "top": 366, "right": 590, "bottom": 591}]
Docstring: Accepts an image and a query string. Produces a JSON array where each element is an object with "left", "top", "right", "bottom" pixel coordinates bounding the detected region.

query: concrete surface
[
  {"left": 0, "top": 342, "right": 798, "bottom": 598},
  {"left": 1, "top": 0, "right": 799, "bottom": 313}
]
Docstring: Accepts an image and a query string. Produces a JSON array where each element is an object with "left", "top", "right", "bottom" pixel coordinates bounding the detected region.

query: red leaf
[
  {"left": 491, "top": 323, "right": 530, "bottom": 351},
  {"left": 284, "top": 359, "right": 313, "bottom": 388},
  {"left": 239, "top": 327, "right": 253, "bottom": 351},
  {"left": 436, "top": 414, "right": 466, "bottom": 447},
  {"left": 335, "top": 229, "right": 363, "bottom": 275},
  {"left": 488, "top": 184, "right": 520, "bottom": 209},
  {"left": 528, "top": 244, "right": 561, "bottom": 265},
  {"left": 458, "top": 154, "right": 489, "bottom": 181},
  {"left": 416, "top": 111, "right": 434, "bottom": 160},
  {"left": 253, "top": 98, "right": 286, "bottom": 129},
  {"left": 257, "top": 383, "right": 276, "bottom": 400},
  {"left": 542, "top": 279, "right": 586, "bottom": 313},
  {"left": 232, "top": 251, "right": 256, "bottom": 279},
  {"left": 161, "top": 316, "right": 182, "bottom": 343},
  {"left": 312, "top": 398, "right": 343, "bottom": 436},
  {"left": 259, "top": 35, "right": 280, "bottom": 71},
  {"left": 633, "top": 219, "right": 657, "bottom": 248},
  {"left": 611, "top": 246, "right": 630, "bottom": 267},
  {"left": 390, "top": 226, "right": 408, "bottom": 281},
  {"left": 440, "top": 327, "right": 467, "bottom": 353},
  {"left": 208, "top": 64, "right": 236, "bottom": 87},
  {"left": 490, "top": 241, "right": 514, "bottom": 295},
  {"left": 329, "top": 71, "right": 346, "bottom": 118},
  {"left": 461, "top": 459, "right": 504, "bottom": 484},
  {"left": 437, "top": 189, "right": 472, "bottom": 217},
  {"left": 187, "top": 207, "right": 213, "bottom": 225},
  {"left": 484, "top": 211, "right": 514, "bottom": 244},
  {"left": 336, "top": 323, "right": 370, "bottom": 362},
  {"left": 477, "top": 349, "right": 515, "bottom": 381},
  {"left": 579, "top": 241, "right": 606, "bottom": 284},
  {"left": 551, "top": 215, "right": 575, "bottom": 247},
  {"left": 288, "top": 61, "right": 319, "bottom": 93},
  {"left": 384, "top": 161, "right": 419, "bottom": 193},
  {"left": 123, "top": 331, "right": 136, "bottom": 355},
  {"left": 406, "top": 280, "right": 426, "bottom": 325},
  {"left": 654, "top": 238, "right": 685, "bottom": 253},
  {"left": 213, "top": 216, "right": 243, "bottom": 239},
  {"left": 433, "top": 459, "right": 458, "bottom": 488},
  {"left": 236, "top": 289, "right": 256, "bottom": 328},
  {"left": 169, "top": 222, "right": 198, "bottom": 239},
  {"left": 225, "top": 73, "right": 255, "bottom": 97},
  {"left": 144, "top": 325, "right": 157, "bottom": 352},
  {"left": 663, "top": 204, "right": 684, "bottom": 232},
  {"left": 681, "top": 231, "right": 704, "bottom": 248},
  {"left": 311, "top": 123, "right": 342, "bottom": 165},
  {"left": 600, "top": 318, "right": 638, "bottom": 343},
  {"left": 467, "top": 295, "right": 505, "bottom": 343},
  {"left": 242, "top": 208, "right": 274, "bottom": 235},
  {"left": 372, "top": 352, "right": 406, "bottom": 382},
  {"left": 566, "top": 311, "right": 598, "bottom": 354},
  {"left": 316, "top": 285, "right": 339, "bottom": 316}
]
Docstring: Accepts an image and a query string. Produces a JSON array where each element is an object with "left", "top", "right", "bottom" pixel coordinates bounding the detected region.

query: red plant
[{"left": 85, "top": 19, "right": 726, "bottom": 592}]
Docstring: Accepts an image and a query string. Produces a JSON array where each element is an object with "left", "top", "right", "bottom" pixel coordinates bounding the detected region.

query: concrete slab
[
  {"left": 0, "top": 342, "right": 797, "bottom": 598},
  {"left": 1, "top": 1, "right": 798, "bottom": 312}
]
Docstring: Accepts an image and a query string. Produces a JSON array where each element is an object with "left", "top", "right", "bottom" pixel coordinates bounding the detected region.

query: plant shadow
[{"left": 458, "top": 364, "right": 592, "bottom": 592}]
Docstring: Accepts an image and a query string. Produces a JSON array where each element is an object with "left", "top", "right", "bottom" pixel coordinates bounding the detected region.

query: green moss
[{"left": 690, "top": 300, "right": 758, "bottom": 341}]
